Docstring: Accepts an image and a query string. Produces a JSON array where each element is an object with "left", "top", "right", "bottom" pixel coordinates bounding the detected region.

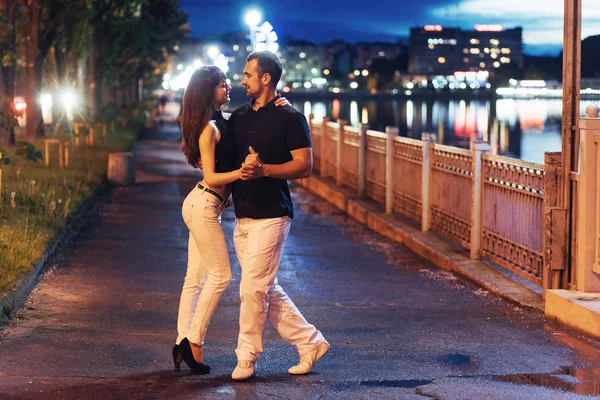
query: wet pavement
[{"left": 1, "top": 122, "right": 600, "bottom": 399}]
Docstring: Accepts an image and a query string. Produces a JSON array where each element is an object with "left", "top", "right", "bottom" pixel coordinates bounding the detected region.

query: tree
[
  {"left": 90, "top": 0, "right": 187, "bottom": 112},
  {"left": 0, "top": 0, "right": 21, "bottom": 147},
  {"left": 581, "top": 35, "right": 600, "bottom": 78},
  {"left": 53, "top": 0, "right": 92, "bottom": 88},
  {"left": 523, "top": 55, "right": 562, "bottom": 81},
  {"left": 22, "top": 0, "right": 90, "bottom": 139}
]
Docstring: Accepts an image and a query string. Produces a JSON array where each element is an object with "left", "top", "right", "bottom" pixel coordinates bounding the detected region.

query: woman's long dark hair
[{"left": 180, "top": 66, "right": 227, "bottom": 168}]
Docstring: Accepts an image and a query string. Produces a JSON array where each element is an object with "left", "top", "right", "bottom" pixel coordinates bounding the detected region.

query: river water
[{"left": 227, "top": 92, "right": 600, "bottom": 165}]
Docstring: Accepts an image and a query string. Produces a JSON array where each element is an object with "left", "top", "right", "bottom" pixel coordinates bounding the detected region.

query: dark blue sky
[{"left": 179, "top": 0, "right": 600, "bottom": 55}]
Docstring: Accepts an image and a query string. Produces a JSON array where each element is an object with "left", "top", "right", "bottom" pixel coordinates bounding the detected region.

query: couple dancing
[{"left": 174, "top": 51, "right": 329, "bottom": 380}]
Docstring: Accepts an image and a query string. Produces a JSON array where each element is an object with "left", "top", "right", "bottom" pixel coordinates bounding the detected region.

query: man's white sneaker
[
  {"left": 288, "top": 341, "right": 330, "bottom": 375},
  {"left": 231, "top": 360, "right": 256, "bottom": 380}
]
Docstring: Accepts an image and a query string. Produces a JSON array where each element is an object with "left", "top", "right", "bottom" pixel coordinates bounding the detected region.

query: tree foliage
[
  {"left": 93, "top": 0, "right": 188, "bottom": 88},
  {"left": 581, "top": 35, "right": 600, "bottom": 78}
]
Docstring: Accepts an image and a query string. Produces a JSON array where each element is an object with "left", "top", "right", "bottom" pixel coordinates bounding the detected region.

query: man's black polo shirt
[{"left": 230, "top": 97, "right": 311, "bottom": 219}]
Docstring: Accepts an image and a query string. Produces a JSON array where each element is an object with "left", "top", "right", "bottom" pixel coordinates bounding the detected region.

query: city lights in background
[
  {"left": 60, "top": 89, "right": 78, "bottom": 120},
  {"left": 474, "top": 24, "right": 503, "bottom": 32},
  {"left": 162, "top": 44, "right": 230, "bottom": 91},
  {"left": 424, "top": 25, "right": 443, "bottom": 32},
  {"left": 244, "top": 9, "right": 278, "bottom": 52},
  {"left": 244, "top": 9, "right": 261, "bottom": 28},
  {"left": 13, "top": 97, "right": 26, "bottom": 127},
  {"left": 39, "top": 93, "right": 52, "bottom": 124},
  {"left": 12, "top": 88, "right": 81, "bottom": 127}
]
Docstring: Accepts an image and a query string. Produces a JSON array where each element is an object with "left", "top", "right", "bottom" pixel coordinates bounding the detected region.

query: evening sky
[{"left": 179, "top": 0, "right": 600, "bottom": 55}]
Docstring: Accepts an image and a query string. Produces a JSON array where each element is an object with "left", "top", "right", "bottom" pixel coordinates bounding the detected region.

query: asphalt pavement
[{"left": 1, "top": 121, "right": 600, "bottom": 399}]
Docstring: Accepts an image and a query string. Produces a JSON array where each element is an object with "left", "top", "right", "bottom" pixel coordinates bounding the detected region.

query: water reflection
[{"left": 293, "top": 97, "right": 577, "bottom": 164}]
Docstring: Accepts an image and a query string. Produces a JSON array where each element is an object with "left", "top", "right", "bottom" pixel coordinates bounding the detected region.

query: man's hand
[
  {"left": 243, "top": 146, "right": 262, "bottom": 168},
  {"left": 240, "top": 147, "right": 267, "bottom": 180}
]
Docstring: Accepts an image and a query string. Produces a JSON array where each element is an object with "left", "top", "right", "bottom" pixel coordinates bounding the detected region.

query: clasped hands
[{"left": 240, "top": 146, "right": 266, "bottom": 180}]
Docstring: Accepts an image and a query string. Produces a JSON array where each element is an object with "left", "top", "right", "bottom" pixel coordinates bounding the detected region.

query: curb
[
  {"left": 295, "top": 174, "right": 544, "bottom": 311},
  {"left": 0, "top": 181, "right": 110, "bottom": 327},
  {"left": 0, "top": 128, "right": 142, "bottom": 327}
]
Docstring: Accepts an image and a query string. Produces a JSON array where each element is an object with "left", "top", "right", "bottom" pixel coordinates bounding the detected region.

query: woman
[{"left": 174, "top": 66, "right": 289, "bottom": 374}]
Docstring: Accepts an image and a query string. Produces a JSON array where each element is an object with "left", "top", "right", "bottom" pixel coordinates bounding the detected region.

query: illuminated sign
[
  {"left": 474, "top": 24, "right": 503, "bottom": 32},
  {"left": 424, "top": 25, "right": 443, "bottom": 32}
]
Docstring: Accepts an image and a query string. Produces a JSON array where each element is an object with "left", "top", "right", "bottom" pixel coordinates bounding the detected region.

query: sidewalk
[{"left": 1, "top": 123, "right": 600, "bottom": 399}]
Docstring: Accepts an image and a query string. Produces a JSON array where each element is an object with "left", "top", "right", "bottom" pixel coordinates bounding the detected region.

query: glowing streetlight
[
  {"left": 245, "top": 10, "right": 262, "bottom": 51},
  {"left": 60, "top": 89, "right": 78, "bottom": 121},
  {"left": 208, "top": 46, "right": 220, "bottom": 59},
  {"left": 245, "top": 10, "right": 262, "bottom": 27}
]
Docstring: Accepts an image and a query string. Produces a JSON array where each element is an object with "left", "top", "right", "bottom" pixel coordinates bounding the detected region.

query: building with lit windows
[
  {"left": 408, "top": 25, "right": 523, "bottom": 79},
  {"left": 459, "top": 26, "right": 523, "bottom": 73},
  {"left": 408, "top": 25, "right": 461, "bottom": 76},
  {"left": 279, "top": 39, "right": 326, "bottom": 90}
]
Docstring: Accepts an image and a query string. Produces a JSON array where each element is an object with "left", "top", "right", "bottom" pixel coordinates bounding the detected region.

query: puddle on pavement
[
  {"left": 358, "top": 379, "right": 433, "bottom": 388},
  {"left": 493, "top": 366, "right": 600, "bottom": 396},
  {"left": 442, "top": 353, "right": 479, "bottom": 370}
]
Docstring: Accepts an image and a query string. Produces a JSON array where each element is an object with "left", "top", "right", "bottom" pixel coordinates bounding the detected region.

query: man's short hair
[{"left": 247, "top": 51, "right": 283, "bottom": 87}]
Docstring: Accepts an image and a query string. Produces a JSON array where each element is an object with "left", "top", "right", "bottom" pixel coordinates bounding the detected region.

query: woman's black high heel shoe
[
  {"left": 179, "top": 338, "right": 211, "bottom": 375},
  {"left": 172, "top": 344, "right": 183, "bottom": 372}
]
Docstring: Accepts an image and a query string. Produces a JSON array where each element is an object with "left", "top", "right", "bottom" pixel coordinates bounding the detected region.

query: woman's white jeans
[
  {"left": 176, "top": 185, "right": 231, "bottom": 345},
  {"left": 234, "top": 216, "right": 325, "bottom": 362}
]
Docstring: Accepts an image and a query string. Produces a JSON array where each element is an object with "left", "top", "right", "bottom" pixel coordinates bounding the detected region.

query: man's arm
[{"left": 240, "top": 148, "right": 312, "bottom": 180}]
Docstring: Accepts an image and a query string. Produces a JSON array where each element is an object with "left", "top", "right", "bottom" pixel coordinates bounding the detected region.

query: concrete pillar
[
  {"left": 337, "top": 120, "right": 347, "bottom": 186},
  {"left": 385, "top": 126, "right": 399, "bottom": 214},
  {"left": 421, "top": 133, "right": 436, "bottom": 232},
  {"left": 576, "top": 103, "right": 600, "bottom": 291},
  {"left": 358, "top": 124, "right": 368, "bottom": 197},
  {"left": 470, "top": 140, "right": 491, "bottom": 260},
  {"left": 320, "top": 117, "right": 330, "bottom": 177}
]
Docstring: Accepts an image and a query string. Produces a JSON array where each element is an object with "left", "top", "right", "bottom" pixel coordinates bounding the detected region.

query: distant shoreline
[{"left": 225, "top": 87, "right": 600, "bottom": 105}]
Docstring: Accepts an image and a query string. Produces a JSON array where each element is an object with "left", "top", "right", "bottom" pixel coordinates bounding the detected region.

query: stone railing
[{"left": 309, "top": 115, "right": 547, "bottom": 286}]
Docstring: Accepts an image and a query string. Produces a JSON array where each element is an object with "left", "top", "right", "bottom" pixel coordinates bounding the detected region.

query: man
[{"left": 229, "top": 51, "right": 329, "bottom": 380}]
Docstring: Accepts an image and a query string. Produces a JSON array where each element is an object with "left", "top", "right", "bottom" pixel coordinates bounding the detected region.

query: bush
[{"left": 0, "top": 96, "right": 18, "bottom": 145}]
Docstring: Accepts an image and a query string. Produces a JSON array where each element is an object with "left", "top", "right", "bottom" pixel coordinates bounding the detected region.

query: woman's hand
[{"left": 274, "top": 96, "right": 291, "bottom": 107}]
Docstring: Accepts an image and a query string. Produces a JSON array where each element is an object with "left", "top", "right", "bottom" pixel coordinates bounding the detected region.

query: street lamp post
[{"left": 244, "top": 10, "right": 262, "bottom": 52}]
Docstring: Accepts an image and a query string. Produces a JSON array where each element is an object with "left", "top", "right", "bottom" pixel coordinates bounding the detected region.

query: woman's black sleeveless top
[{"left": 212, "top": 110, "right": 236, "bottom": 173}]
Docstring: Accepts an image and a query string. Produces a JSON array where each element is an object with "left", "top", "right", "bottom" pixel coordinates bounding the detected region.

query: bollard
[
  {"left": 108, "top": 152, "right": 135, "bottom": 185},
  {"left": 44, "top": 138, "right": 66, "bottom": 168}
]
